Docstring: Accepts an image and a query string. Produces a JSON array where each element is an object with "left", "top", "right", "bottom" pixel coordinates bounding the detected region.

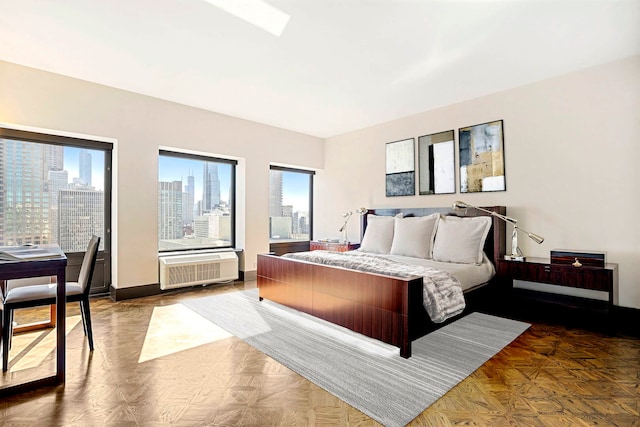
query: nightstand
[
  {"left": 310, "top": 241, "right": 360, "bottom": 252},
  {"left": 497, "top": 257, "right": 618, "bottom": 324}
]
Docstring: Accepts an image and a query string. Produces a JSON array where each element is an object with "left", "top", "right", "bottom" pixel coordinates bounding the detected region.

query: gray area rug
[{"left": 183, "top": 289, "right": 530, "bottom": 427}]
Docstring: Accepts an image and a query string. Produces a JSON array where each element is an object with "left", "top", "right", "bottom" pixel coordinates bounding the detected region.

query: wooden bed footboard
[
  {"left": 257, "top": 206, "right": 507, "bottom": 358},
  {"left": 257, "top": 253, "right": 426, "bottom": 358}
]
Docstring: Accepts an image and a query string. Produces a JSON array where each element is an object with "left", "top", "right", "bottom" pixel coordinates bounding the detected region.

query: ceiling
[{"left": 1, "top": 0, "right": 639, "bottom": 138}]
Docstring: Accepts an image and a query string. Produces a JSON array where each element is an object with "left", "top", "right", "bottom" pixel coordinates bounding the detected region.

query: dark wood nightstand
[
  {"left": 497, "top": 257, "right": 618, "bottom": 324},
  {"left": 310, "top": 241, "right": 360, "bottom": 252}
]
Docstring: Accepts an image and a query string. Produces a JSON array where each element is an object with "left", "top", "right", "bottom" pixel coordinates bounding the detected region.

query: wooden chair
[{"left": 2, "top": 236, "right": 100, "bottom": 372}]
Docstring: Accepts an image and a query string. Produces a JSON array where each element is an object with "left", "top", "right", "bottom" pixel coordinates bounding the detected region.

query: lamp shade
[{"left": 527, "top": 232, "right": 544, "bottom": 244}]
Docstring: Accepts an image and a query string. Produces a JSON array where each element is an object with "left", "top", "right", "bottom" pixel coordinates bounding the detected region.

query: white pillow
[
  {"left": 359, "top": 214, "right": 395, "bottom": 254},
  {"left": 432, "top": 215, "right": 492, "bottom": 264},
  {"left": 390, "top": 214, "right": 439, "bottom": 259}
]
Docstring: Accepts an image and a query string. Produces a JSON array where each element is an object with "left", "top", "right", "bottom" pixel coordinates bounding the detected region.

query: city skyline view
[
  {"left": 269, "top": 169, "right": 311, "bottom": 242},
  {"left": 1, "top": 139, "right": 106, "bottom": 252},
  {"left": 158, "top": 156, "right": 312, "bottom": 246},
  {"left": 157, "top": 154, "right": 235, "bottom": 251},
  {"left": 158, "top": 155, "right": 232, "bottom": 206},
  {"left": 2, "top": 138, "right": 313, "bottom": 254},
  {"left": 159, "top": 156, "right": 311, "bottom": 212},
  {"left": 63, "top": 150, "right": 311, "bottom": 222}
]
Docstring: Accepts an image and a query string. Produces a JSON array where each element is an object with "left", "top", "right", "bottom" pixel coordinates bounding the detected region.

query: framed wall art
[
  {"left": 458, "top": 120, "right": 505, "bottom": 193},
  {"left": 385, "top": 138, "right": 415, "bottom": 197},
  {"left": 418, "top": 130, "right": 455, "bottom": 195}
]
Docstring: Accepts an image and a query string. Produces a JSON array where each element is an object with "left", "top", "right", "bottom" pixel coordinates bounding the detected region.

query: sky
[
  {"left": 280, "top": 170, "right": 310, "bottom": 213},
  {"left": 64, "top": 146, "right": 105, "bottom": 190}
]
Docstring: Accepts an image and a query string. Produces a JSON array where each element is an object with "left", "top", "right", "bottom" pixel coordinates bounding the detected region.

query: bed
[{"left": 257, "top": 206, "right": 507, "bottom": 358}]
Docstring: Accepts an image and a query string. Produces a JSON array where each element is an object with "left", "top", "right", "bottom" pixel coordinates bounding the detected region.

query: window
[
  {"left": 0, "top": 129, "right": 110, "bottom": 252},
  {"left": 0, "top": 126, "right": 112, "bottom": 293},
  {"left": 158, "top": 150, "right": 236, "bottom": 252},
  {"left": 269, "top": 166, "right": 313, "bottom": 243}
]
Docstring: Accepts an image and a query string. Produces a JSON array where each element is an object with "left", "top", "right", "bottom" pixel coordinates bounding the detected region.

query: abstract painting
[
  {"left": 459, "top": 120, "right": 505, "bottom": 193},
  {"left": 418, "top": 130, "right": 455, "bottom": 195},
  {"left": 386, "top": 138, "right": 415, "bottom": 197}
]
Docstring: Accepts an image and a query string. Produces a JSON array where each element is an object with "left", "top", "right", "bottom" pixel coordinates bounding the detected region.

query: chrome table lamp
[
  {"left": 339, "top": 211, "right": 353, "bottom": 243},
  {"left": 338, "top": 207, "right": 367, "bottom": 243},
  {"left": 453, "top": 201, "right": 544, "bottom": 261}
]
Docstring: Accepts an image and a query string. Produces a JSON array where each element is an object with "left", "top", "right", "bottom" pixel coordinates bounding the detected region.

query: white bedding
[
  {"left": 375, "top": 252, "right": 495, "bottom": 291},
  {"left": 357, "top": 213, "right": 497, "bottom": 290}
]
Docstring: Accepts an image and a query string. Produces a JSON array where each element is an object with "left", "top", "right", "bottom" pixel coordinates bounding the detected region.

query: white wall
[
  {"left": 0, "top": 60, "right": 324, "bottom": 289},
  {"left": 317, "top": 55, "right": 640, "bottom": 309},
  {"left": 2, "top": 56, "right": 638, "bottom": 309}
]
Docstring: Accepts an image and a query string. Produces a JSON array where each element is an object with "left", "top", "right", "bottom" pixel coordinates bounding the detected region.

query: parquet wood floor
[{"left": 1, "top": 281, "right": 638, "bottom": 426}]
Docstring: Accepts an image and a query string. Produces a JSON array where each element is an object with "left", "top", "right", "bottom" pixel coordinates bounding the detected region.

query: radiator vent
[{"left": 159, "top": 251, "right": 238, "bottom": 290}]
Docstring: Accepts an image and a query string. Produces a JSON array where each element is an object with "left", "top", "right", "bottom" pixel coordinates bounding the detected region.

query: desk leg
[{"left": 56, "top": 268, "right": 66, "bottom": 383}]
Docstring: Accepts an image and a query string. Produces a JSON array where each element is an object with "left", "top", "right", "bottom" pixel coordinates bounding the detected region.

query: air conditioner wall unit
[{"left": 159, "top": 251, "right": 238, "bottom": 290}]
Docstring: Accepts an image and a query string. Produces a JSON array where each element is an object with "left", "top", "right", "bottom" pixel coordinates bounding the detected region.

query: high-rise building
[
  {"left": 44, "top": 145, "right": 64, "bottom": 174},
  {"left": 269, "top": 169, "right": 283, "bottom": 217},
  {"left": 202, "top": 162, "right": 220, "bottom": 212},
  {"left": 299, "top": 215, "right": 308, "bottom": 235},
  {"left": 291, "top": 211, "right": 309, "bottom": 238},
  {"left": 0, "top": 139, "right": 50, "bottom": 246},
  {"left": 158, "top": 180, "right": 183, "bottom": 240},
  {"left": 48, "top": 170, "right": 69, "bottom": 206},
  {"left": 269, "top": 217, "right": 292, "bottom": 240},
  {"left": 58, "top": 187, "right": 104, "bottom": 252},
  {"left": 48, "top": 169, "right": 69, "bottom": 244},
  {"left": 193, "top": 213, "right": 231, "bottom": 241},
  {"left": 183, "top": 174, "right": 195, "bottom": 223},
  {"left": 298, "top": 211, "right": 309, "bottom": 236},
  {"left": 79, "top": 149, "right": 92, "bottom": 186}
]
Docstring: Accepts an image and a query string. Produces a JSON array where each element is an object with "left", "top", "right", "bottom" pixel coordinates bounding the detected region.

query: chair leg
[
  {"left": 80, "top": 299, "right": 94, "bottom": 351},
  {"left": 9, "top": 310, "right": 14, "bottom": 350},
  {"left": 79, "top": 302, "right": 88, "bottom": 337},
  {"left": 2, "top": 308, "right": 11, "bottom": 372}
]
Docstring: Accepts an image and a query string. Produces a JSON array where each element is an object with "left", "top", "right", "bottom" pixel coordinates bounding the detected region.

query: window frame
[
  {"left": 0, "top": 126, "right": 113, "bottom": 294},
  {"left": 0, "top": 127, "right": 113, "bottom": 254},
  {"left": 158, "top": 149, "right": 237, "bottom": 252}
]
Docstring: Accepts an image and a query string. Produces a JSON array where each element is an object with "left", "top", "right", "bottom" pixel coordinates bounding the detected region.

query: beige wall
[
  {"left": 0, "top": 60, "right": 324, "bottom": 289},
  {"left": 2, "top": 56, "right": 638, "bottom": 309},
  {"left": 317, "top": 55, "right": 640, "bottom": 309}
]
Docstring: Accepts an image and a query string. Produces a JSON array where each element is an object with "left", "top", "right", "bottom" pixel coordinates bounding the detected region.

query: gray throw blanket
[{"left": 282, "top": 250, "right": 465, "bottom": 323}]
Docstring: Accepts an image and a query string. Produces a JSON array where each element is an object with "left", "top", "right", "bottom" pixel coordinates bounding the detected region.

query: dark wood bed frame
[{"left": 257, "top": 206, "right": 507, "bottom": 358}]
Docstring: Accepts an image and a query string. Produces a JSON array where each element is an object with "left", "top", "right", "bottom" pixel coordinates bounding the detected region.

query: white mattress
[{"left": 375, "top": 253, "right": 496, "bottom": 291}]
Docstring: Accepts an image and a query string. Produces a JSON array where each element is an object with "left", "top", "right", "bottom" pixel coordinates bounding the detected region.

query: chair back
[{"left": 79, "top": 235, "right": 101, "bottom": 295}]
